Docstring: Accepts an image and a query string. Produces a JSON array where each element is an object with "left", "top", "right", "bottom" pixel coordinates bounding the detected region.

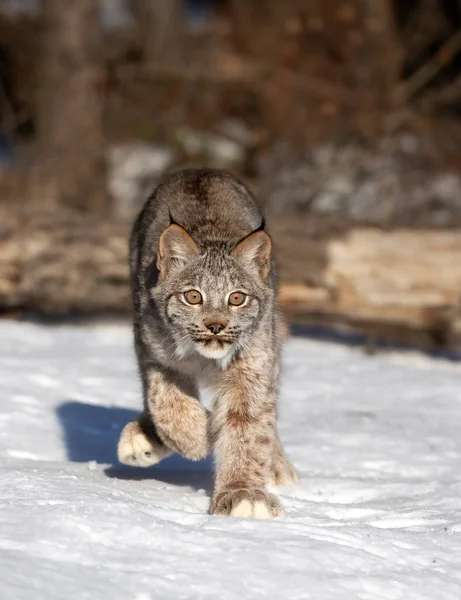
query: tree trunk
[
  {"left": 135, "top": 0, "right": 187, "bottom": 66},
  {"left": 38, "top": 0, "right": 108, "bottom": 214}
]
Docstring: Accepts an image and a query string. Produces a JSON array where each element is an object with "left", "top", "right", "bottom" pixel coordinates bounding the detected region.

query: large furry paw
[
  {"left": 210, "top": 488, "right": 285, "bottom": 519},
  {"left": 156, "top": 400, "right": 209, "bottom": 461},
  {"left": 268, "top": 453, "right": 299, "bottom": 487},
  {"left": 117, "top": 421, "right": 172, "bottom": 467}
]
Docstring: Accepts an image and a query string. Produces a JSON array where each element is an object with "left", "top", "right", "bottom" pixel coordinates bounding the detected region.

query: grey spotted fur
[{"left": 118, "top": 169, "right": 297, "bottom": 518}]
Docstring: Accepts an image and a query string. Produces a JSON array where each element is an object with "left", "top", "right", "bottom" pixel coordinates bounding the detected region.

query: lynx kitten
[{"left": 118, "top": 169, "right": 297, "bottom": 518}]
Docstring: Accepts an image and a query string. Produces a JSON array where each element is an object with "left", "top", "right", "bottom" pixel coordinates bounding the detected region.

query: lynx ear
[
  {"left": 232, "top": 229, "right": 272, "bottom": 280},
  {"left": 157, "top": 224, "right": 199, "bottom": 278}
]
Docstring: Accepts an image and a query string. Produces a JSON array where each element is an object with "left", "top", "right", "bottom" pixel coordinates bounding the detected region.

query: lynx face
[{"left": 151, "top": 223, "right": 273, "bottom": 364}]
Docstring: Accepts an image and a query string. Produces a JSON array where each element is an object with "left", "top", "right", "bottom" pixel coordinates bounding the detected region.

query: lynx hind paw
[
  {"left": 117, "top": 421, "right": 171, "bottom": 467},
  {"left": 211, "top": 488, "right": 285, "bottom": 519},
  {"left": 268, "top": 454, "right": 299, "bottom": 487}
]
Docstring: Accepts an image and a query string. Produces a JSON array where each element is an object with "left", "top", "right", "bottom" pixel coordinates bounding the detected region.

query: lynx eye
[
  {"left": 229, "top": 292, "right": 247, "bottom": 307},
  {"left": 184, "top": 290, "right": 202, "bottom": 305}
]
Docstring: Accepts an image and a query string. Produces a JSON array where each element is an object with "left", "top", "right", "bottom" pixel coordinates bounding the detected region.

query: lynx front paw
[
  {"left": 268, "top": 453, "right": 299, "bottom": 486},
  {"left": 117, "top": 421, "right": 172, "bottom": 467},
  {"left": 210, "top": 488, "right": 285, "bottom": 519}
]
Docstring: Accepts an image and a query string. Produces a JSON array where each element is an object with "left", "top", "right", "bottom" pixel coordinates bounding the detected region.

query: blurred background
[{"left": 1, "top": 0, "right": 461, "bottom": 353}]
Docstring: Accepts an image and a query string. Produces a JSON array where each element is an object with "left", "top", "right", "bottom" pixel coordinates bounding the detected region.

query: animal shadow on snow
[{"left": 57, "top": 400, "right": 214, "bottom": 494}]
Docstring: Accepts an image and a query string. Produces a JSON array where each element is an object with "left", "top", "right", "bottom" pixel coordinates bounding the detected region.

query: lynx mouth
[
  {"left": 195, "top": 337, "right": 234, "bottom": 360},
  {"left": 193, "top": 335, "right": 234, "bottom": 345},
  {"left": 202, "top": 338, "right": 231, "bottom": 346}
]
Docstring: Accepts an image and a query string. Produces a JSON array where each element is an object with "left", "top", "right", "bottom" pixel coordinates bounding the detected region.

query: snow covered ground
[{"left": 1, "top": 321, "right": 461, "bottom": 599}]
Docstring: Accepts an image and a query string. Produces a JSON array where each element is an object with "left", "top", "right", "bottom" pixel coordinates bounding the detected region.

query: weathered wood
[
  {"left": 0, "top": 208, "right": 130, "bottom": 314},
  {"left": 279, "top": 228, "right": 461, "bottom": 348}
]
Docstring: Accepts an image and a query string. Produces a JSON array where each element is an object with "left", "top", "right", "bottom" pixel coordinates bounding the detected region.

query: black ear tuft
[
  {"left": 234, "top": 216, "right": 267, "bottom": 248},
  {"left": 252, "top": 216, "right": 266, "bottom": 233},
  {"left": 169, "top": 211, "right": 181, "bottom": 227}
]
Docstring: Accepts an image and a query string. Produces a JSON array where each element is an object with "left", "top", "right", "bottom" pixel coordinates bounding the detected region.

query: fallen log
[
  {"left": 0, "top": 208, "right": 131, "bottom": 314},
  {"left": 1, "top": 207, "right": 460, "bottom": 350},
  {"left": 278, "top": 228, "right": 461, "bottom": 349}
]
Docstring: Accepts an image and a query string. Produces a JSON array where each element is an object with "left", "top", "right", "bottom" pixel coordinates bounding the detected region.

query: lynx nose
[{"left": 204, "top": 320, "right": 227, "bottom": 335}]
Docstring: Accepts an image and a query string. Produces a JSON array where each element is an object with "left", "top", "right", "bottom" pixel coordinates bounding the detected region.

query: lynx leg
[
  {"left": 210, "top": 355, "right": 284, "bottom": 519},
  {"left": 118, "top": 413, "right": 172, "bottom": 467},
  {"left": 144, "top": 368, "right": 210, "bottom": 461}
]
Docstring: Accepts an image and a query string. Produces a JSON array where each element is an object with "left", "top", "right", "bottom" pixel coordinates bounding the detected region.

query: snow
[{"left": 1, "top": 320, "right": 461, "bottom": 599}]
